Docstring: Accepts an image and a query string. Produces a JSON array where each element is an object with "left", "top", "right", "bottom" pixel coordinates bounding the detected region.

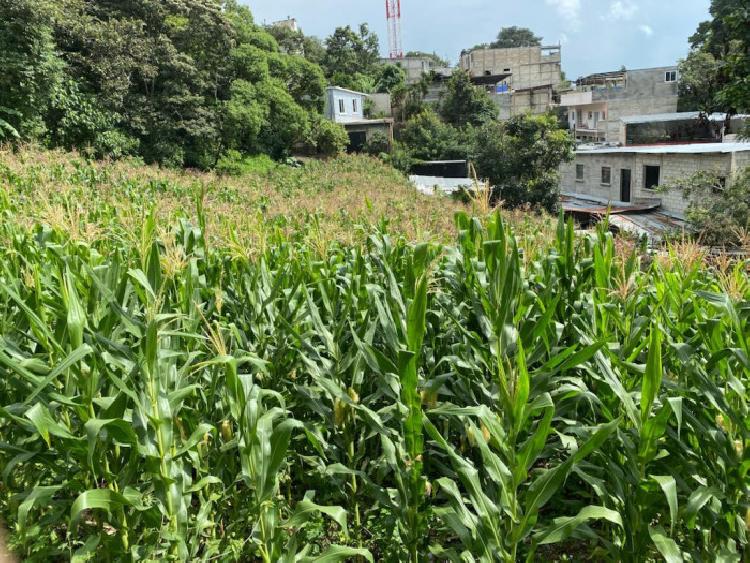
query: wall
[
  {"left": 459, "top": 46, "right": 561, "bottom": 91},
  {"left": 595, "top": 68, "right": 679, "bottom": 142},
  {"left": 561, "top": 151, "right": 739, "bottom": 216},
  {"left": 325, "top": 89, "right": 365, "bottom": 123},
  {"left": 562, "top": 67, "right": 679, "bottom": 143},
  {"left": 369, "top": 93, "right": 393, "bottom": 118}
]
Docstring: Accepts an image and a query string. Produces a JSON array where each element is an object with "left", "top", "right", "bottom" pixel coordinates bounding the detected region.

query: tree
[
  {"left": 398, "top": 109, "right": 469, "bottom": 162},
  {"left": 439, "top": 70, "right": 497, "bottom": 127},
  {"left": 305, "top": 113, "right": 349, "bottom": 156},
  {"left": 0, "top": 0, "right": 64, "bottom": 139},
  {"left": 472, "top": 113, "right": 574, "bottom": 212},
  {"left": 391, "top": 75, "right": 430, "bottom": 123},
  {"left": 265, "top": 24, "right": 325, "bottom": 65},
  {"left": 490, "top": 27, "right": 542, "bottom": 49},
  {"left": 662, "top": 169, "right": 750, "bottom": 247},
  {"left": 376, "top": 64, "right": 407, "bottom": 94},
  {"left": 680, "top": 0, "right": 749, "bottom": 118},
  {"left": 322, "top": 24, "right": 380, "bottom": 90}
]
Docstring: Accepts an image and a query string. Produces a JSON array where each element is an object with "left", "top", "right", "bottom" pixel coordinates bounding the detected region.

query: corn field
[{"left": 0, "top": 157, "right": 748, "bottom": 562}]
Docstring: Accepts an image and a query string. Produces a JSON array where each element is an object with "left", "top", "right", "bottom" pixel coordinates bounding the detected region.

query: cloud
[
  {"left": 545, "top": 0, "right": 581, "bottom": 31},
  {"left": 639, "top": 24, "right": 654, "bottom": 36},
  {"left": 605, "top": 1, "right": 639, "bottom": 21}
]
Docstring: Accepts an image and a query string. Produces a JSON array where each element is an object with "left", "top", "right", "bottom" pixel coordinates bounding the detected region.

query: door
[
  {"left": 347, "top": 131, "right": 367, "bottom": 153},
  {"left": 620, "top": 169, "right": 632, "bottom": 202}
]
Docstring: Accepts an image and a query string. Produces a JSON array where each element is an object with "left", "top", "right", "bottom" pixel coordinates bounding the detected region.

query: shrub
[
  {"left": 362, "top": 131, "right": 390, "bottom": 156},
  {"left": 305, "top": 114, "right": 349, "bottom": 156},
  {"left": 216, "top": 150, "right": 277, "bottom": 176},
  {"left": 663, "top": 168, "right": 750, "bottom": 247}
]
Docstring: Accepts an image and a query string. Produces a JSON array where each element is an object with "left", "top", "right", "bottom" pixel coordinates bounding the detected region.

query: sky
[{"left": 245, "top": 0, "right": 711, "bottom": 78}]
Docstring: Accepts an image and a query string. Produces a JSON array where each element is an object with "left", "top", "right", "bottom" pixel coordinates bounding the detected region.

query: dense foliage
[
  {"left": 662, "top": 168, "right": 750, "bottom": 247},
  {"left": 0, "top": 1, "right": 344, "bottom": 166},
  {"left": 679, "top": 0, "right": 749, "bottom": 124},
  {"left": 473, "top": 113, "right": 575, "bottom": 212},
  {"left": 0, "top": 152, "right": 748, "bottom": 562},
  {"left": 466, "top": 27, "right": 543, "bottom": 52}
]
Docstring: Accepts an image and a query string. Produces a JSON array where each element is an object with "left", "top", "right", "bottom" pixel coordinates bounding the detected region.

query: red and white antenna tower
[{"left": 385, "top": 0, "right": 403, "bottom": 59}]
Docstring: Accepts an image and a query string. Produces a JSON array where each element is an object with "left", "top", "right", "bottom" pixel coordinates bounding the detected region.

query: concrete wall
[
  {"left": 561, "top": 151, "right": 740, "bottom": 216},
  {"left": 562, "top": 67, "right": 679, "bottom": 143},
  {"left": 380, "top": 57, "right": 453, "bottom": 85},
  {"left": 325, "top": 89, "right": 365, "bottom": 123},
  {"left": 459, "top": 46, "right": 561, "bottom": 91},
  {"left": 369, "top": 93, "right": 393, "bottom": 117}
]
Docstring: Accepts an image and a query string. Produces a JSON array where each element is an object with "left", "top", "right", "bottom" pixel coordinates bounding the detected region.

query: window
[
  {"left": 338, "top": 99, "right": 345, "bottom": 114},
  {"left": 665, "top": 70, "right": 677, "bottom": 82},
  {"left": 602, "top": 111, "right": 606, "bottom": 120},
  {"left": 576, "top": 164, "right": 585, "bottom": 182},
  {"left": 503, "top": 68, "right": 511, "bottom": 72},
  {"left": 352, "top": 99, "right": 358, "bottom": 113},
  {"left": 644, "top": 165, "right": 661, "bottom": 190},
  {"left": 571, "top": 111, "right": 576, "bottom": 122},
  {"left": 588, "top": 112, "right": 593, "bottom": 120},
  {"left": 601, "top": 167, "right": 612, "bottom": 186}
]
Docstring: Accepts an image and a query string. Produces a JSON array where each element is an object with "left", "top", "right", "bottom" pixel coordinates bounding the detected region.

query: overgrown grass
[{"left": 0, "top": 148, "right": 747, "bottom": 562}]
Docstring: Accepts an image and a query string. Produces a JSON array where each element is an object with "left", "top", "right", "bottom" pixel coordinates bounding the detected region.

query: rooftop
[
  {"left": 326, "top": 86, "right": 369, "bottom": 97},
  {"left": 575, "top": 142, "right": 750, "bottom": 155},
  {"left": 620, "top": 112, "right": 750, "bottom": 125}
]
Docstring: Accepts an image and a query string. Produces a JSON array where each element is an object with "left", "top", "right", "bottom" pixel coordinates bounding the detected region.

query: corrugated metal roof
[
  {"left": 575, "top": 142, "right": 750, "bottom": 155},
  {"left": 620, "top": 112, "right": 749, "bottom": 125},
  {"left": 561, "top": 193, "right": 687, "bottom": 242},
  {"left": 409, "top": 175, "right": 474, "bottom": 196}
]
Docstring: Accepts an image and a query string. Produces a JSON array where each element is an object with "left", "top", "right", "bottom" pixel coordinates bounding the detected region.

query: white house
[{"left": 324, "top": 86, "right": 394, "bottom": 152}]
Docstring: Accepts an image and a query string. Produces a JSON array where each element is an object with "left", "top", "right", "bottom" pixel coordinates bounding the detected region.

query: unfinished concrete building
[
  {"left": 561, "top": 67, "right": 679, "bottom": 144},
  {"left": 458, "top": 45, "right": 562, "bottom": 119},
  {"left": 381, "top": 55, "right": 453, "bottom": 85}
]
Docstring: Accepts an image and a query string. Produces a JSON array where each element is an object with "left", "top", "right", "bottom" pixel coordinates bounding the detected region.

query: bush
[
  {"left": 398, "top": 109, "right": 469, "bottom": 162},
  {"left": 305, "top": 114, "right": 349, "bottom": 156},
  {"left": 216, "top": 150, "right": 277, "bottom": 176},
  {"left": 362, "top": 131, "right": 390, "bottom": 156},
  {"left": 472, "top": 113, "right": 574, "bottom": 212},
  {"left": 664, "top": 168, "right": 750, "bottom": 247}
]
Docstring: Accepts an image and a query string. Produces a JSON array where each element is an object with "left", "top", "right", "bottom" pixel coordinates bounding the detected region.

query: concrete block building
[
  {"left": 324, "top": 86, "right": 394, "bottom": 151},
  {"left": 458, "top": 45, "right": 562, "bottom": 119},
  {"left": 382, "top": 55, "right": 453, "bottom": 85},
  {"left": 560, "top": 143, "right": 750, "bottom": 217},
  {"left": 561, "top": 67, "right": 679, "bottom": 144}
]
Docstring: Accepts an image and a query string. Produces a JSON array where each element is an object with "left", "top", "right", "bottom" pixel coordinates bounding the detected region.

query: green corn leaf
[
  {"left": 534, "top": 505, "right": 623, "bottom": 545},
  {"left": 299, "top": 545, "right": 373, "bottom": 563},
  {"left": 25, "top": 403, "right": 80, "bottom": 447},
  {"left": 18, "top": 485, "right": 64, "bottom": 531},
  {"left": 641, "top": 325, "right": 663, "bottom": 422},
  {"left": 652, "top": 475, "right": 678, "bottom": 533},
  {"left": 284, "top": 495, "right": 349, "bottom": 536},
  {"left": 649, "top": 525, "right": 683, "bottom": 563},
  {"left": 84, "top": 418, "right": 139, "bottom": 469},
  {"left": 26, "top": 344, "right": 93, "bottom": 403},
  {"left": 70, "top": 489, "right": 135, "bottom": 526}
]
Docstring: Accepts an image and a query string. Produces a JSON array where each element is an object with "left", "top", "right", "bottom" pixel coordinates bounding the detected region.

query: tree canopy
[
  {"left": 679, "top": 0, "right": 749, "bottom": 117},
  {"left": 0, "top": 0, "right": 342, "bottom": 166},
  {"left": 491, "top": 27, "right": 542, "bottom": 49},
  {"left": 439, "top": 70, "right": 498, "bottom": 127},
  {"left": 322, "top": 24, "right": 381, "bottom": 91}
]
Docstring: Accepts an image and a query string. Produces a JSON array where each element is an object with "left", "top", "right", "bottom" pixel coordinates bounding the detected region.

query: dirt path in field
[{"left": 0, "top": 523, "right": 17, "bottom": 563}]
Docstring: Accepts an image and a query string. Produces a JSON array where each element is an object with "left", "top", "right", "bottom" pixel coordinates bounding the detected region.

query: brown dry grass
[{"left": 0, "top": 145, "right": 555, "bottom": 253}]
